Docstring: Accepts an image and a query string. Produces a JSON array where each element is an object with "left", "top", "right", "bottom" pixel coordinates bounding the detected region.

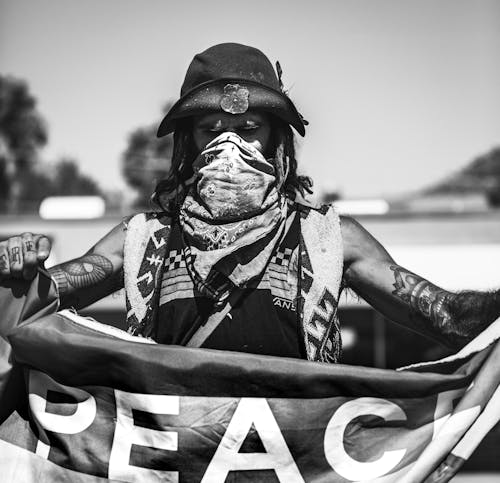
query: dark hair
[{"left": 152, "top": 116, "right": 313, "bottom": 214}]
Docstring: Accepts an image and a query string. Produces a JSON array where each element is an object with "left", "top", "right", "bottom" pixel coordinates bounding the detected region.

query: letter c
[{"left": 324, "top": 397, "right": 407, "bottom": 481}]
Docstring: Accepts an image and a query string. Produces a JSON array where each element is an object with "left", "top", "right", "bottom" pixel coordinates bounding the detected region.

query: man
[{"left": 1, "top": 43, "right": 499, "bottom": 363}]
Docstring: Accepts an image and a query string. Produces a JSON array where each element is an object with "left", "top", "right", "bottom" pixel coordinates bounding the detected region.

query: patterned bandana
[{"left": 179, "top": 133, "right": 287, "bottom": 302}]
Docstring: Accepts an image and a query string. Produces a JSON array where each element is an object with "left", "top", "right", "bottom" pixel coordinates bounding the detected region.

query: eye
[
  {"left": 240, "top": 124, "right": 260, "bottom": 131},
  {"left": 196, "top": 120, "right": 224, "bottom": 133},
  {"left": 201, "top": 125, "right": 226, "bottom": 135}
]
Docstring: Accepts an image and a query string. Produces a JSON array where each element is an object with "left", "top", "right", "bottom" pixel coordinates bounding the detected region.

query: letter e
[{"left": 108, "top": 390, "right": 179, "bottom": 483}]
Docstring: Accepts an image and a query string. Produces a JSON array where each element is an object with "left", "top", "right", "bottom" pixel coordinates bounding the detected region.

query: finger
[
  {"left": 34, "top": 235, "right": 51, "bottom": 263},
  {"left": 0, "top": 244, "right": 10, "bottom": 279},
  {"left": 7, "top": 236, "right": 23, "bottom": 278},
  {"left": 21, "top": 233, "right": 38, "bottom": 279}
]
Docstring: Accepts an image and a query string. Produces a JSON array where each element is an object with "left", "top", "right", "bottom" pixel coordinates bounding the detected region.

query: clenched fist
[{"left": 0, "top": 233, "right": 51, "bottom": 280}]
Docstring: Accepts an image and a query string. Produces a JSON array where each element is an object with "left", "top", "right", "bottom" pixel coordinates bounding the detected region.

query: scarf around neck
[{"left": 179, "top": 133, "right": 287, "bottom": 302}]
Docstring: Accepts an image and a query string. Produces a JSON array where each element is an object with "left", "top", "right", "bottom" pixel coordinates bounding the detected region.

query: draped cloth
[
  {"left": 126, "top": 132, "right": 343, "bottom": 359},
  {"left": 178, "top": 132, "right": 289, "bottom": 302},
  {"left": 179, "top": 192, "right": 287, "bottom": 302},
  {"left": 1, "top": 272, "right": 500, "bottom": 482},
  {"left": 124, "top": 201, "right": 344, "bottom": 363}
]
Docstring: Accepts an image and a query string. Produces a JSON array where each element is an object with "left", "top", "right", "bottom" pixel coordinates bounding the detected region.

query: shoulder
[
  {"left": 90, "top": 219, "right": 129, "bottom": 259},
  {"left": 340, "top": 215, "right": 393, "bottom": 267},
  {"left": 93, "top": 211, "right": 170, "bottom": 259},
  {"left": 123, "top": 211, "right": 172, "bottom": 228},
  {"left": 291, "top": 200, "right": 391, "bottom": 264},
  {"left": 291, "top": 198, "right": 337, "bottom": 219},
  {"left": 339, "top": 215, "right": 369, "bottom": 245}
]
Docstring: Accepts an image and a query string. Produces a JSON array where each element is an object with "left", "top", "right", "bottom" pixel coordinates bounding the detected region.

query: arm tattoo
[
  {"left": 11, "top": 247, "right": 21, "bottom": 264},
  {"left": 390, "top": 265, "right": 500, "bottom": 346},
  {"left": 50, "top": 254, "right": 113, "bottom": 293},
  {"left": 390, "top": 265, "right": 452, "bottom": 328},
  {"left": 0, "top": 253, "right": 7, "bottom": 271}
]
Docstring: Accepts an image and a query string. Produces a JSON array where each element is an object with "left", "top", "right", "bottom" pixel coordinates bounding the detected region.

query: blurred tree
[
  {"left": 16, "top": 158, "right": 101, "bottom": 202},
  {"left": 0, "top": 138, "right": 11, "bottom": 210},
  {"left": 322, "top": 191, "right": 342, "bottom": 203},
  {"left": 15, "top": 168, "right": 53, "bottom": 205},
  {"left": 122, "top": 102, "right": 173, "bottom": 207},
  {"left": 49, "top": 158, "right": 101, "bottom": 196},
  {"left": 0, "top": 75, "right": 48, "bottom": 207},
  {"left": 0, "top": 75, "right": 102, "bottom": 212}
]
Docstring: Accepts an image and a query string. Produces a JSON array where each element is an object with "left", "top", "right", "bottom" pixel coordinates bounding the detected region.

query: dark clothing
[
  {"left": 156, "top": 213, "right": 305, "bottom": 358},
  {"left": 124, "top": 203, "right": 344, "bottom": 363}
]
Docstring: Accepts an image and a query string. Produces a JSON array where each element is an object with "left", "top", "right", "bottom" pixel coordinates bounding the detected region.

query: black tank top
[{"left": 155, "top": 210, "right": 305, "bottom": 359}]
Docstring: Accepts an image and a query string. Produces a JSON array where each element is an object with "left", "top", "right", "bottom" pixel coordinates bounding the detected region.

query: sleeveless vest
[{"left": 123, "top": 202, "right": 344, "bottom": 363}]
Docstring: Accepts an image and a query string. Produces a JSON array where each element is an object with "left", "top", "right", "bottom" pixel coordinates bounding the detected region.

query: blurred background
[{"left": 1, "top": 0, "right": 499, "bottom": 476}]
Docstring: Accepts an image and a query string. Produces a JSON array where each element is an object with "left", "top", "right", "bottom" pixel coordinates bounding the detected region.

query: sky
[{"left": 1, "top": 0, "right": 499, "bottom": 198}]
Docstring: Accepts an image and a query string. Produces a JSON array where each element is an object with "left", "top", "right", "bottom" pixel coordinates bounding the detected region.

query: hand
[{"left": 0, "top": 233, "right": 51, "bottom": 280}]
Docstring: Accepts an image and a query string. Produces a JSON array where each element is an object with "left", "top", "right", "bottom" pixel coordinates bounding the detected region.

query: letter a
[{"left": 202, "top": 398, "right": 304, "bottom": 483}]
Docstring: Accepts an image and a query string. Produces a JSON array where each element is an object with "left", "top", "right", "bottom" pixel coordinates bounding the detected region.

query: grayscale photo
[{"left": 1, "top": 1, "right": 499, "bottom": 481}]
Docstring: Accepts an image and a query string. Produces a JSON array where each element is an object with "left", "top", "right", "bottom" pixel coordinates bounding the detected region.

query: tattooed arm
[
  {"left": 49, "top": 254, "right": 123, "bottom": 310},
  {"left": 340, "top": 216, "right": 500, "bottom": 348},
  {"left": 0, "top": 222, "right": 126, "bottom": 311},
  {"left": 48, "top": 222, "right": 126, "bottom": 310}
]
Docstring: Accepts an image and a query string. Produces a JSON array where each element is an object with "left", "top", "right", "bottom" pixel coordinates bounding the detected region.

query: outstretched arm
[
  {"left": 48, "top": 222, "right": 127, "bottom": 310},
  {"left": 341, "top": 216, "right": 500, "bottom": 348},
  {"left": 0, "top": 221, "right": 127, "bottom": 311}
]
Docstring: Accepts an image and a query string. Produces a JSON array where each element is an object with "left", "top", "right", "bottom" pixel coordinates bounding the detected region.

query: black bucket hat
[{"left": 157, "top": 43, "right": 306, "bottom": 138}]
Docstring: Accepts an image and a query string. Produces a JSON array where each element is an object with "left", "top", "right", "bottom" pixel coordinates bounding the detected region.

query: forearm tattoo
[
  {"left": 48, "top": 251, "right": 125, "bottom": 310},
  {"left": 49, "top": 254, "right": 113, "bottom": 293},
  {"left": 390, "top": 265, "right": 452, "bottom": 327},
  {"left": 25, "top": 240, "right": 35, "bottom": 252},
  {"left": 390, "top": 265, "right": 500, "bottom": 346},
  {"left": 0, "top": 253, "right": 7, "bottom": 271},
  {"left": 11, "top": 247, "right": 21, "bottom": 264}
]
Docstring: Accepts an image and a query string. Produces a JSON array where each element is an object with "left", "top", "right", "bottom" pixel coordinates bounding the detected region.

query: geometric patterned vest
[{"left": 123, "top": 202, "right": 344, "bottom": 363}]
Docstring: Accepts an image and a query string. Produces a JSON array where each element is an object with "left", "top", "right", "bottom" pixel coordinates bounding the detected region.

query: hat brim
[{"left": 156, "top": 79, "right": 306, "bottom": 138}]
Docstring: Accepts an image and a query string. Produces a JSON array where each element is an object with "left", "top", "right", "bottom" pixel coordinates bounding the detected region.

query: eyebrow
[
  {"left": 196, "top": 118, "right": 261, "bottom": 129},
  {"left": 196, "top": 119, "right": 224, "bottom": 129}
]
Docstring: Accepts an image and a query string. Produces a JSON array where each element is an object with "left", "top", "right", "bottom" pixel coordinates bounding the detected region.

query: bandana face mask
[
  {"left": 192, "top": 132, "right": 277, "bottom": 219},
  {"left": 179, "top": 132, "right": 288, "bottom": 299}
]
